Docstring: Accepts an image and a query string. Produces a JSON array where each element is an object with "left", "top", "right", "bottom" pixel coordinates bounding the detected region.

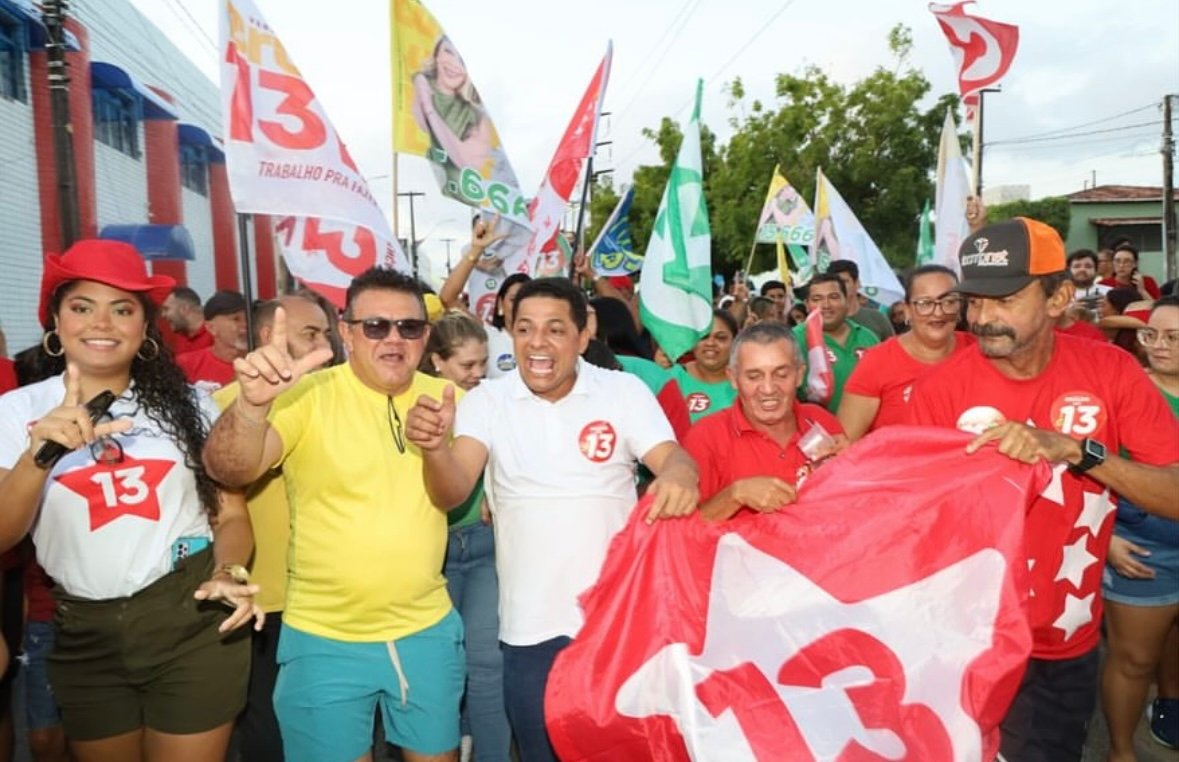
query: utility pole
[
  {"left": 397, "top": 191, "right": 425, "bottom": 277},
  {"left": 1163, "top": 94, "right": 1176, "bottom": 281},
  {"left": 42, "top": 0, "right": 79, "bottom": 248},
  {"left": 441, "top": 237, "right": 455, "bottom": 274}
]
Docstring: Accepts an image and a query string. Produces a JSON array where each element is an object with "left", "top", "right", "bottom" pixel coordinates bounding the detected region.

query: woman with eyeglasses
[
  {"left": 1101, "top": 295, "right": 1179, "bottom": 758},
  {"left": 420, "top": 312, "right": 511, "bottom": 762},
  {"left": 0, "top": 240, "right": 261, "bottom": 762},
  {"left": 837, "top": 265, "right": 975, "bottom": 441}
]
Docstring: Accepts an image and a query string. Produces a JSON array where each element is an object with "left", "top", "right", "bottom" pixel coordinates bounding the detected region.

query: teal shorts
[{"left": 274, "top": 609, "right": 464, "bottom": 762}]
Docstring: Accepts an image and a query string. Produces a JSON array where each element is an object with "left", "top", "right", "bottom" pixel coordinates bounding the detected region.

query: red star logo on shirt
[{"left": 54, "top": 456, "right": 175, "bottom": 531}]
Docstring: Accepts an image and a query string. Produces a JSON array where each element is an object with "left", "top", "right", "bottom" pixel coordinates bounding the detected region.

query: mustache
[{"left": 971, "top": 323, "right": 1016, "bottom": 339}]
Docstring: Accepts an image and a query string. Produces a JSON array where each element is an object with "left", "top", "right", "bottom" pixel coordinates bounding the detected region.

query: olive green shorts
[{"left": 49, "top": 549, "right": 250, "bottom": 741}]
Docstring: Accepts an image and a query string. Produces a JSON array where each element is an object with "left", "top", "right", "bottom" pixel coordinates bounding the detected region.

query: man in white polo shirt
[{"left": 407, "top": 277, "right": 699, "bottom": 762}]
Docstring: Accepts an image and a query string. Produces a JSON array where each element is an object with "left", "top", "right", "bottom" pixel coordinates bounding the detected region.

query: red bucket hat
[{"left": 39, "top": 239, "right": 175, "bottom": 328}]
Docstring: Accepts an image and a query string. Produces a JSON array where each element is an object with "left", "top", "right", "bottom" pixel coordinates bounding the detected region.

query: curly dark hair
[{"left": 43, "top": 285, "right": 221, "bottom": 515}]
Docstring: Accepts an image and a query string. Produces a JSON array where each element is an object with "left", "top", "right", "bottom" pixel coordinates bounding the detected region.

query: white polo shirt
[
  {"left": 0, "top": 376, "right": 216, "bottom": 600},
  {"left": 485, "top": 325, "right": 517, "bottom": 379},
  {"left": 455, "top": 360, "right": 674, "bottom": 645}
]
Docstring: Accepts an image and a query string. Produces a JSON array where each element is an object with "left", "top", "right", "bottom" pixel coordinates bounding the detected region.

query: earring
[
  {"left": 136, "top": 337, "right": 160, "bottom": 361},
  {"left": 41, "top": 330, "right": 64, "bottom": 357}
]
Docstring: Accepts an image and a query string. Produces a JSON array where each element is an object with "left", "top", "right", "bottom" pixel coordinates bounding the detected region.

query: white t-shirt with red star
[
  {"left": 0, "top": 376, "right": 216, "bottom": 600},
  {"left": 908, "top": 333, "right": 1179, "bottom": 660}
]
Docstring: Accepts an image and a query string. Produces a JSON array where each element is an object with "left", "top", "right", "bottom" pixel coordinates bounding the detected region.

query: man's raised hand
[{"left": 233, "top": 306, "right": 333, "bottom": 409}]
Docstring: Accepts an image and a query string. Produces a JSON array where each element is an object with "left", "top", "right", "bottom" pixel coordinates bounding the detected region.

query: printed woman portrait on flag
[
  {"left": 411, "top": 36, "right": 495, "bottom": 189},
  {"left": 758, "top": 182, "right": 808, "bottom": 230}
]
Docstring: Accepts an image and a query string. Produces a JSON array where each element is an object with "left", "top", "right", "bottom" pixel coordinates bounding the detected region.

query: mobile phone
[{"left": 34, "top": 390, "right": 117, "bottom": 468}]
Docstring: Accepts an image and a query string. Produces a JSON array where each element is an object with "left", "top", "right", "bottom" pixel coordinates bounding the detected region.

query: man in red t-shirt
[
  {"left": 160, "top": 286, "right": 213, "bottom": 355},
  {"left": 908, "top": 217, "right": 1179, "bottom": 762},
  {"left": 176, "top": 290, "right": 248, "bottom": 391},
  {"left": 685, "top": 322, "right": 846, "bottom": 521}
]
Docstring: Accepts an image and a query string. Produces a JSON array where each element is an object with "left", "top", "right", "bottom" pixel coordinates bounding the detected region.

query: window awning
[
  {"left": 90, "top": 61, "right": 177, "bottom": 120},
  {"left": 0, "top": 0, "right": 80, "bottom": 50},
  {"left": 178, "top": 123, "right": 225, "bottom": 164},
  {"left": 100, "top": 224, "right": 195, "bottom": 261}
]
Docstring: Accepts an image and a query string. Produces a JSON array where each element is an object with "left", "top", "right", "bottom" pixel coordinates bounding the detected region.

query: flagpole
[
  {"left": 392, "top": 153, "right": 400, "bottom": 242},
  {"left": 569, "top": 156, "right": 594, "bottom": 279},
  {"left": 236, "top": 213, "right": 257, "bottom": 351}
]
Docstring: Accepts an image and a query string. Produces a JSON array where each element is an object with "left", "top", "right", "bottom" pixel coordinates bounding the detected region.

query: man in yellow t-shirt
[
  {"left": 212, "top": 293, "right": 333, "bottom": 762},
  {"left": 203, "top": 270, "right": 464, "bottom": 762}
]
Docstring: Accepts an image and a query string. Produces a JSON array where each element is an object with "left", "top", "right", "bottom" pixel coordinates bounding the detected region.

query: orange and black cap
[{"left": 951, "top": 217, "right": 1066, "bottom": 297}]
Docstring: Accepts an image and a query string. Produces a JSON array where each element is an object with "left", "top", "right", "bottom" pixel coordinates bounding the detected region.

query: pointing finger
[
  {"left": 64, "top": 363, "right": 82, "bottom": 407},
  {"left": 291, "top": 346, "right": 335, "bottom": 377},
  {"left": 442, "top": 384, "right": 456, "bottom": 410},
  {"left": 270, "top": 306, "right": 288, "bottom": 354}
]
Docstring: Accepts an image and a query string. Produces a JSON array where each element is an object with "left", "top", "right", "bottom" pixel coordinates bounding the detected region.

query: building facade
[
  {"left": 0, "top": 0, "right": 278, "bottom": 357},
  {"left": 1065, "top": 185, "right": 1168, "bottom": 282}
]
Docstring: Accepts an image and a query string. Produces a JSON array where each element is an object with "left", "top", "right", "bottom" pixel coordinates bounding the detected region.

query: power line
[
  {"left": 612, "top": 0, "right": 705, "bottom": 120},
  {"left": 163, "top": 0, "right": 217, "bottom": 53},
  {"left": 987, "top": 101, "right": 1160, "bottom": 144},
  {"left": 989, "top": 120, "right": 1163, "bottom": 146}
]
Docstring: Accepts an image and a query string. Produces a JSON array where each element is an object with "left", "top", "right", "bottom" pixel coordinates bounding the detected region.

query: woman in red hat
[{"left": 0, "top": 240, "right": 261, "bottom": 762}]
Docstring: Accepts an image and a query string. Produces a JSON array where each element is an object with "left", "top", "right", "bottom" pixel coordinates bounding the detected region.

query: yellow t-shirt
[
  {"left": 268, "top": 364, "right": 455, "bottom": 642},
  {"left": 213, "top": 383, "right": 289, "bottom": 614}
]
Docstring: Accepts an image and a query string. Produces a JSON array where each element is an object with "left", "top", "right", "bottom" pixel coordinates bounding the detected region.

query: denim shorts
[
  {"left": 1102, "top": 521, "right": 1179, "bottom": 606},
  {"left": 274, "top": 609, "right": 465, "bottom": 762},
  {"left": 21, "top": 620, "right": 61, "bottom": 730}
]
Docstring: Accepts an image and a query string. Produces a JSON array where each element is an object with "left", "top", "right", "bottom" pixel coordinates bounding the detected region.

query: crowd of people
[{"left": 0, "top": 210, "right": 1176, "bottom": 762}]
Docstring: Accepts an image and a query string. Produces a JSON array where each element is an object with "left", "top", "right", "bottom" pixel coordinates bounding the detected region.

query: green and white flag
[
  {"left": 639, "top": 80, "right": 713, "bottom": 362},
  {"left": 916, "top": 198, "right": 934, "bottom": 265}
]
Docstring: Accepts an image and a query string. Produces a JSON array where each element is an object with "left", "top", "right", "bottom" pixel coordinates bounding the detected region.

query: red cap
[{"left": 39, "top": 239, "right": 174, "bottom": 328}]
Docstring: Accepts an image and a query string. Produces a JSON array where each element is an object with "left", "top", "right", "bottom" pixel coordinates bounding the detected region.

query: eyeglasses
[
  {"left": 343, "top": 317, "right": 428, "bottom": 341},
  {"left": 909, "top": 295, "right": 963, "bottom": 317},
  {"left": 89, "top": 414, "right": 125, "bottom": 466},
  {"left": 386, "top": 396, "right": 406, "bottom": 454},
  {"left": 1137, "top": 328, "right": 1179, "bottom": 348}
]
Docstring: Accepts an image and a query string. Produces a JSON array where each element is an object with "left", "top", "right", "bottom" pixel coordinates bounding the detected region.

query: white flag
[
  {"left": 934, "top": 109, "right": 970, "bottom": 276},
  {"left": 813, "top": 169, "right": 904, "bottom": 306}
]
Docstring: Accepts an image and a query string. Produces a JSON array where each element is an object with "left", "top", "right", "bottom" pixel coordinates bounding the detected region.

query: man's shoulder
[
  {"left": 848, "top": 320, "right": 881, "bottom": 346},
  {"left": 685, "top": 404, "right": 737, "bottom": 443}
]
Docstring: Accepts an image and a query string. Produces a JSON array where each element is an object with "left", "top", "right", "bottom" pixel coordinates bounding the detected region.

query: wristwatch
[
  {"left": 215, "top": 563, "right": 251, "bottom": 585},
  {"left": 1068, "top": 438, "right": 1107, "bottom": 475}
]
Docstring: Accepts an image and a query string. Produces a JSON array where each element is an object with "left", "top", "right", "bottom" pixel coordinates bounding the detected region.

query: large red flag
[
  {"left": 545, "top": 427, "right": 1043, "bottom": 761},
  {"left": 929, "top": 2, "right": 1019, "bottom": 117}
]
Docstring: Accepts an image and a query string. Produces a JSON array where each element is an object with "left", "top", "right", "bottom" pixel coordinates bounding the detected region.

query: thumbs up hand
[{"left": 405, "top": 384, "right": 457, "bottom": 451}]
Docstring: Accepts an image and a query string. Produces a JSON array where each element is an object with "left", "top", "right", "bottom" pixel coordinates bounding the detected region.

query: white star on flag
[
  {"left": 614, "top": 534, "right": 1007, "bottom": 761},
  {"left": 1053, "top": 592, "right": 1096, "bottom": 641},
  {"left": 1039, "top": 463, "right": 1067, "bottom": 505},
  {"left": 1074, "top": 490, "right": 1114, "bottom": 537},
  {"left": 1054, "top": 536, "right": 1098, "bottom": 589}
]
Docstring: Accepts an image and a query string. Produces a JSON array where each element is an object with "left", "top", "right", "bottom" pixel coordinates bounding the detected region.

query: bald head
[{"left": 256, "top": 295, "right": 333, "bottom": 363}]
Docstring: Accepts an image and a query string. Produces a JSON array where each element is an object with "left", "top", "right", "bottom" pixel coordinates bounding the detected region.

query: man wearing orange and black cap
[{"left": 907, "top": 218, "right": 1179, "bottom": 760}]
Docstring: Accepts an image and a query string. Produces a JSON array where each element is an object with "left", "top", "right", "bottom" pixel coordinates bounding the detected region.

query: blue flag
[{"left": 589, "top": 187, "right": 642, "bottom": 275}]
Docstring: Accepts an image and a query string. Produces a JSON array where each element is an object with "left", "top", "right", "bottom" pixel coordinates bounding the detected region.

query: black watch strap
[{"left": 1068, "top": 438, "right": 1107, "bottom": 475}]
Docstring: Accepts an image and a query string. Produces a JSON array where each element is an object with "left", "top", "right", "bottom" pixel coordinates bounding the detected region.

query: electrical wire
[
  {"left": 989, "top": 120, "right": 1163, "bottom": 146},
  {"left": 986, "top": 101, "right": 1159, "bottom": 144}
]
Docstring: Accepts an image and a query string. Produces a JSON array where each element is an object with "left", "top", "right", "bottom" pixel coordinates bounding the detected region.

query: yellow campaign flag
[
  {"left": 776, "top": 235, "right": 790, "bottom": 288},
  {"left": 755, "top": 164, "right": 815, "bottom": 246}
]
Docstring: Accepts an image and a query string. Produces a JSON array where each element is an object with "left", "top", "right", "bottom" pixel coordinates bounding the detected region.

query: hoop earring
[
  {"left": 41, "top": 330, "right": 64, "bottom": 357},
  {"left": 136, "top": 337, "right": 160, "bottom": 361}
]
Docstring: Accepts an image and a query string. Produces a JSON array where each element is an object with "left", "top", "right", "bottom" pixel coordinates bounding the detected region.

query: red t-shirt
[
  {"left": 908, "top": 333, "right": 1179, "bottom": 660},
  {"left": 176, "top": 347, "right": 236, "bottom": 390},
  {"left": 0, "top": 358, "right": 16, "bottom": 394},
  {"left": 171, "top": 324, "right": 213, "bottom": 356},
  {"left": 684, "top": 400, "right": 843, "bottom": 505},
  {"left": 842, "top": 332, "right": 976, "bottom": 432},
  {"left": 23, "top": 558, "right": 55, "bottom": 623},
  {"left": 1098, "top": 275, "right": 1161, "bottom": 299},
  {"left": 1056, "top": 320, "right": 1106, "bottom": 343}
]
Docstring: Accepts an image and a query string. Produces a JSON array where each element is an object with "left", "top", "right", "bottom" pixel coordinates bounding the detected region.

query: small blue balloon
[{"left": 713, "top": 274, "right": 725, "bottom": 288}]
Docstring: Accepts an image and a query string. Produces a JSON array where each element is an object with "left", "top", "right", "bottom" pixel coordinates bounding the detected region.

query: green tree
[
  {"left": 987, "top": 197, "right": 1071, "bottom": 239},
  {"left": 621, "top": 24, "right": 958, "bottom": 275}
]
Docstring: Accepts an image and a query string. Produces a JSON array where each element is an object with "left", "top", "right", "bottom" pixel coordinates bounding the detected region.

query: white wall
[
  {"left": 93, "top": 134, "right": 149, "bottom": 231},
  {"left": 0, "top": 59, "right": 43, "bottom": 357},
  {"left": 182, "top": 185, "right": 216, "bottom": 302}
]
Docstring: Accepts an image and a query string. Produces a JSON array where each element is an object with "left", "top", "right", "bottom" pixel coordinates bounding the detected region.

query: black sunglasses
[{"left": 343, "top": 317, "right": 428, "bottom": 341}]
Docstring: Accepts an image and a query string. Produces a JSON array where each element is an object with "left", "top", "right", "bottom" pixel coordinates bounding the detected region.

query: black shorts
[
  {"left": 49, "top": 549, "right": 250, "bottom": 741},
  {"left": 999, "top": 647, "right": 1100, "bottom": 762}
]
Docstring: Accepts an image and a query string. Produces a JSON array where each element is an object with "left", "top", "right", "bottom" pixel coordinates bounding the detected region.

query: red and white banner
[
  {"left": 546, "top": 427, "right": 1042, "bottom": 761},
  {"left": 522, "top": 43, "right": 613, "bottom": 273},
  {"left": 220, "top": 0, "right": 395, "bottom": 243},
  {"left": 929, "top": 2, "right": 1019, "bottom": 117},
  {"left": 273, "top": 216, "right": 409, "bottom": 308},
  {"left": 804, "top": 307, "right": 833, "bottom": 406}
]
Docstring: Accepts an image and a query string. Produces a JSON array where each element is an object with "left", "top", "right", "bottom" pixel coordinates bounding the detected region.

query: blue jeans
[
  {"left": 444, "top": 522, "right": 511, "bottom": 762},
  {"left": 502, "top": 636, "right": 572, "bottom": 762}
]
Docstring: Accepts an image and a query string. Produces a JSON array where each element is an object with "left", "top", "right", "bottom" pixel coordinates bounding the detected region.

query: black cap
[
  {"left": 951, "top": 217, "right": 1066, "bottom": 298},
  {"left": 203, "top": 290, "right": 247, "bottom": 320}
]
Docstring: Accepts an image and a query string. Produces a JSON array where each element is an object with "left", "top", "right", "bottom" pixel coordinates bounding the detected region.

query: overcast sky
[{"left": 134, "top": 0, "right": 1177, "bottom": 282}]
